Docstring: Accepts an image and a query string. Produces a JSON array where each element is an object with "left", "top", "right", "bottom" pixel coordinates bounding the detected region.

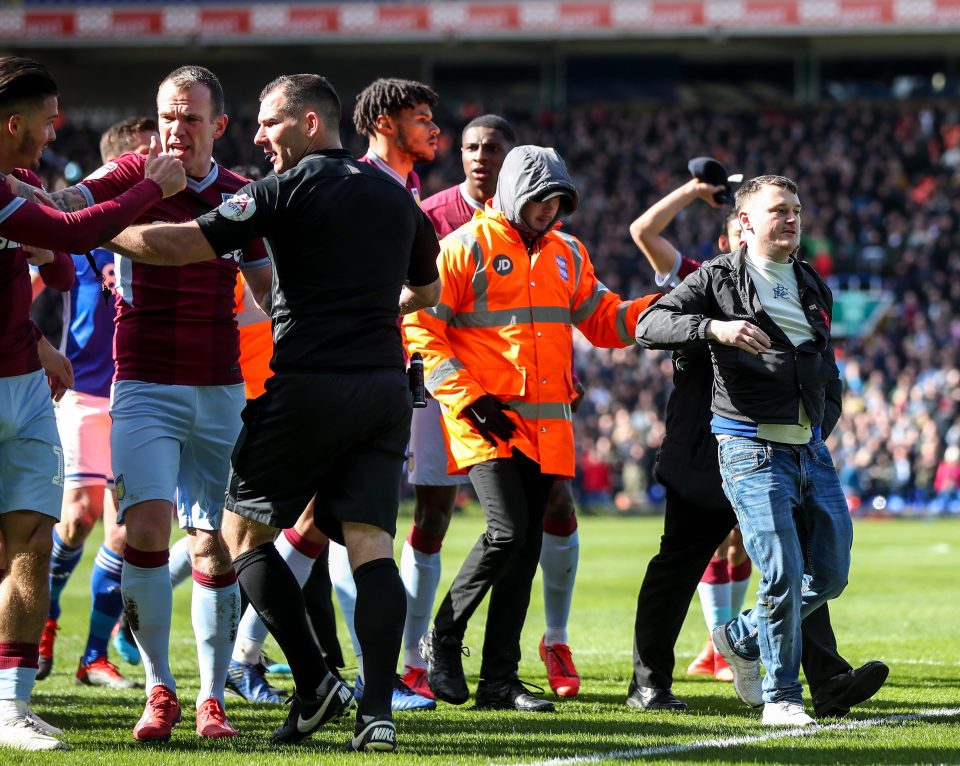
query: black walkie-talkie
[
  {"left": 408, "top": 352, "right": 427, "bottom": 408},
  {"left": 84, "top": 252, "right": 111, "bottom": 305}
]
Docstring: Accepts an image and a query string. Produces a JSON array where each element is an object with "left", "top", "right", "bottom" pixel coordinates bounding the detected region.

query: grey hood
[{"left": 492, "top": 145, "right": 579, "bottom": 236}]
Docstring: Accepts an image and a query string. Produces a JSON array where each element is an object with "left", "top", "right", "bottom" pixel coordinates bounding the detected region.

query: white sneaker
[
  {"left": 762, "top": 701, "right": 816, "bottom": 726},
  {"left": 25, "top": 706, "right": 63, "bottom": 736},
  {"left": 711, "top": 624, "right": 763, "bottom": 707},
  {"left": 0, "top": 700, "right": 67, "bottom": 751}
]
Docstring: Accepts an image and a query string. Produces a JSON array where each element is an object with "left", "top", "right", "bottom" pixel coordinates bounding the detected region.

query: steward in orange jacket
[
  {"left": 404, "top": 145, "right": 660, "bottom": 711},
  {"left": 404, "top": 149, "right": 660, "bottom": 478}
]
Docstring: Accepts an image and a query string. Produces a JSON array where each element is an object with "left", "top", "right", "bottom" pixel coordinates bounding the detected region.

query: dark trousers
[
  {"left": 632, "top": 485, "right": 851, "bottom": 692},
  {"left": 434, "top": 451, "right": 555, "bottom": 680}
]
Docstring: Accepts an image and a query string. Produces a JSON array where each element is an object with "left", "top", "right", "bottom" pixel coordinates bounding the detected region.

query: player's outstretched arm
[
  {"left": 5, "top": 174, "right": 86, "bottom": 212},
  {"left": 629, "top": 179, "right": 725, "bottom": 277},
  {"left": 110, "top": 220, "right": 215, "bottom": 266},
  {"left": 8, "top": 137, "right": 184, "bottom": 211}
]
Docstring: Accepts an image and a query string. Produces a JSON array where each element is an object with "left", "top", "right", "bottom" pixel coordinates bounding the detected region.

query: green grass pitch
[{"left": 7, "top": 512, "right": 960, "bottom": 765}]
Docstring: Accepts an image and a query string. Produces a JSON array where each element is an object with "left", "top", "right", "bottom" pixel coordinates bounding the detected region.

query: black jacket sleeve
[
  {"left": 635, "top": 265, "right": 716, "bottom": 350},
  {"left": 822, "top": 376, "right": 843, "bottom": 438}
]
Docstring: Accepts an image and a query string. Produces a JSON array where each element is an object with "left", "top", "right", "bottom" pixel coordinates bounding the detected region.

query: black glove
[
  {"left": 688, "top": 156, "right": 732, "bottom": 205},
  {"left": 464, "top": 394, "right": 516, "bottom": 446}
]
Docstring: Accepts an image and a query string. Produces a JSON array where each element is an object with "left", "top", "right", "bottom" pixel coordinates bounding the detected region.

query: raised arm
[
  {"left": 8, "top": 136, "right": 182, "bottom": 213},
  {"left": 1, "top": 180, "right": 163, "bottom": 253},
  {"left": 629, "top": 179, "right": 725, "bottom": 280},
  {"left": 5, "top": 174, "right": 89, "bottom": 212}
]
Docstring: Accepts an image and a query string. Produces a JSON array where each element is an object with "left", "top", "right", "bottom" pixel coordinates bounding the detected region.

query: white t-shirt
[{"left": 745, "top": 251, "right": 815, "bottom": 444}]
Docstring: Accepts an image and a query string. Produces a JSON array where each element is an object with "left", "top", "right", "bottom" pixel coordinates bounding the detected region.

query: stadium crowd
[{"left": 37, "top": 98, "right": 960, "bottom": 514}]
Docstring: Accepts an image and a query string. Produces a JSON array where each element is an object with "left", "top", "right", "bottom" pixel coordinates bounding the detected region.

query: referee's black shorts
[{"left": 225, "top": 368, "right": 411, "bottom": 542}]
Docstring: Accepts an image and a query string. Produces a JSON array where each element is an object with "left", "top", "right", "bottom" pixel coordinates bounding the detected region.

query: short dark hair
[
  {"left": 0, "top": 57, "right": 58, "bottom": 114},
  {"left": 159, "top": 65, "right": 225, "bottom": 118},
  {"left": 353, "top": 78, "right": 438, "bottom": 137},
  {"left": 462, "top": 114, "right": 516, "bottom": 145},
  {"left": 720, "top": 209, "right": 741, "bottom": 251},
  {"left": 99, "top": 116, "right": 158, "bottom": 163},
  {"left": 735, "top": 174, "right": 798, "bottom": 212},
  {"left": 260, "top": 74, "right": 341, "bottom": 132}
]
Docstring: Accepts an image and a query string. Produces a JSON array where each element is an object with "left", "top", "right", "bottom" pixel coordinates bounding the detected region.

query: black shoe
[
  {"left": 271, "top": 673, "right": 355, "bottom": 744},
  {"left": 625, "top": 681, "right": 689, "bottom": 711},
  {"left": 347, "top": 714, "right": 397, "bottom": 752},
  {"left": 812, "top": 660, "right": 889, "bottom": 719},
  {"left": 474, "top": 678, "right": 555, "bottom": 713},
  {"left": 419, "top": 629, "right": 470, "bottom": 705}
]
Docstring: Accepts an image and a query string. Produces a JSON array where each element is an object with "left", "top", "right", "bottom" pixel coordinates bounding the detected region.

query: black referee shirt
[{"left": 197, "top": 148, "right": 439, "bottom": 373}]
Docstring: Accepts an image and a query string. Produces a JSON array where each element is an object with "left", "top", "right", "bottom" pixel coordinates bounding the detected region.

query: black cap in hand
[{"left": 688, "top": 156, "right": 732, "bottom": 205}]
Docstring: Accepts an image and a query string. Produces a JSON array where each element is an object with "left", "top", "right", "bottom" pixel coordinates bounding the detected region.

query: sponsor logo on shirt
[
  {"left": 218, "top": 193, "right": 256, "bottom": 221},
  {"left": 84, "top": 161, "right": 118, "bottom": 181}
]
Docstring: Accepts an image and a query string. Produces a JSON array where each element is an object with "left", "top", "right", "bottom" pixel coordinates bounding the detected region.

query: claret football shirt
[{"left": 77, "top": 153, "right": 270, "bottom": 386}]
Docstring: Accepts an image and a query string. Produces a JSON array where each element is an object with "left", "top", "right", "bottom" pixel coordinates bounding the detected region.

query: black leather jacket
[{"left": 635, "top": 245, "right": 842, "bottom": 437}]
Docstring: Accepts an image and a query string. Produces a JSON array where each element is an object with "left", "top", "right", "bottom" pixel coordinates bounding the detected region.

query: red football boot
[
  {"left": 196, "top": 698, "right": 239, "bottom": 738},
  {"left": 133, "top": 685, "right": 181, "bottom": 742},
  {"left": 539, "top": 635, "right": 580, "bottom": 698}
]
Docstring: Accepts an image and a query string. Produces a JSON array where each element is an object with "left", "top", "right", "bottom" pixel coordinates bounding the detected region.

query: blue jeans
[{"left": 717, "top": 435, "right": 852, "bottom": 704}]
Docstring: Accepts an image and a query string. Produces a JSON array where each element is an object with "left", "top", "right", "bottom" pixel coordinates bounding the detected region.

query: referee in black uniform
[{"left": 109, "top": 73, "right": 441, "bottom": 753}]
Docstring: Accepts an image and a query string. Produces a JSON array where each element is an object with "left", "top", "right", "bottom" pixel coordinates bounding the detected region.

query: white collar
[
  {"left": 459, "top": 182, "right": 484, "bottom": 211},
  {"left": 186, "top": 160, "right": 219, "bottom": 193},
  {"left": 364, "top": 150, "right": 407, "bottom": 188}
]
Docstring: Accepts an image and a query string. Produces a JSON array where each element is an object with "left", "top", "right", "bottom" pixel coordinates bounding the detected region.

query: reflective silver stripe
[
  {"left": 427, "top": 302, "right": 454, "bottom": 322},
  {"left": 450, "top": 306, "right": 571, "bottom": 329},
  {"left": 450, "top": 230, "right": 489, "bottom": 312},
  {"left": 572, "top": 282, "right": 610, "bottom": 325},
  {"left": 555, "top": 232, "right": 584, "bottom": 292},
  {"left": 507, "top": 401, "right": 573, "bottom": 421},
  {"left": 426, "top": 357, "right": 465, "bottom": 393},
  {"left": 615, "top": 301, "right": 634, "bottom": 344}
]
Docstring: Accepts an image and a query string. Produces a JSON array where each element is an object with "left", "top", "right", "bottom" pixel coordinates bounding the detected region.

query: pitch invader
[
  {"left": 36, "top": 118, "right": 160, "bottom": 692},
  {"left": 40, "top": 66, "right": 272, "bottom": 742}
]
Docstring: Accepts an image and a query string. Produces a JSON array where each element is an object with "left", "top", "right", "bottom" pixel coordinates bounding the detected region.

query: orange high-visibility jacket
[
  {"left": 234, "top": 274, "right": 273, "bottom": 399},
  {"left": 403, "top": 206, "right": 660, "bottom": 478}
]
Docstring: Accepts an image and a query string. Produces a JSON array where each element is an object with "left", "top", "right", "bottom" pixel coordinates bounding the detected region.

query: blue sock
[
  {"left": 83, "top": 545, "right": 124, "bottom": 664},
  {"left": 49, "top": 530, "right": 83, "bottom": 621}
]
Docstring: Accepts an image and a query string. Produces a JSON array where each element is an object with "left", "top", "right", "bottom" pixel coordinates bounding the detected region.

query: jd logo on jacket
[{"left": 493, "top": 254, "right": 513, "bottom": 275}]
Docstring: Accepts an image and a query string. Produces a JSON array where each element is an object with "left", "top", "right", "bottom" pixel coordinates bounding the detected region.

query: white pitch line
[{"left": 502, "top": 707, "right": 960, "bottom": 766}]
